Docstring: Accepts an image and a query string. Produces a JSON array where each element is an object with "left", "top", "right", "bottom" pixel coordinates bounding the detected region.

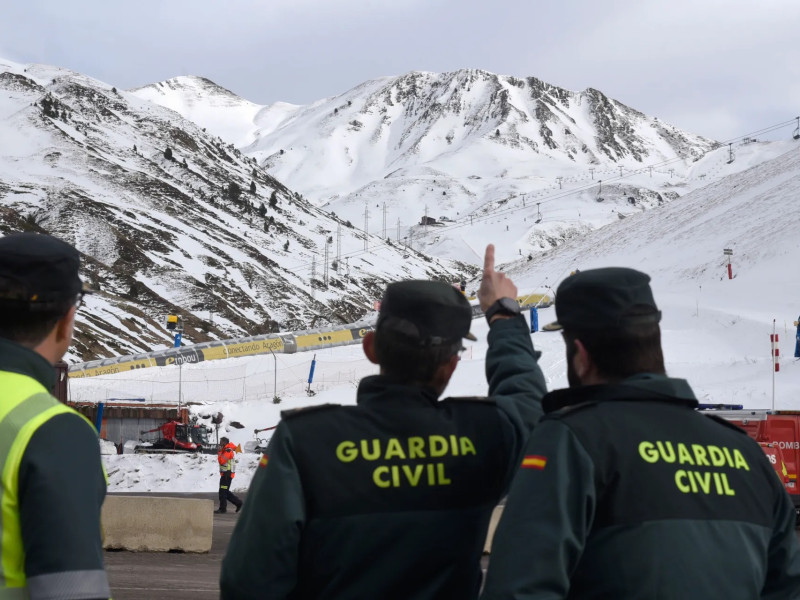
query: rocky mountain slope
[
  {"left": 133, "top": 70, "right": 758, "bottom": 265},
  {"left": 0, "top": 59, "right": 474, "bottom": 361}
]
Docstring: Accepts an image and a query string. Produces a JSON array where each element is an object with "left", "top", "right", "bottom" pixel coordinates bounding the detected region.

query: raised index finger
[{"left": 483, "top": 244, "right": 495, "bottom": 276}]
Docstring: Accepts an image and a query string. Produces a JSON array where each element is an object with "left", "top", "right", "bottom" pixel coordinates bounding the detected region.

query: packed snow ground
[{"left": 94, "top": 143, "right": 800, "bottom": 494}]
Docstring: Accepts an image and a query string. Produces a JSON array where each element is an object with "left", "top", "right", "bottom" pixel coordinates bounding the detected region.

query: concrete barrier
[
  {"left": 102, "top": 495, "right": 213, "bottom": 553},
  {"left": 483, "top": 505, "right": 504, "bottom": 554}
]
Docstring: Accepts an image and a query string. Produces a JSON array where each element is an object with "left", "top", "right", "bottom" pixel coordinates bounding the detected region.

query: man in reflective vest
[
  {"left": 0, "top": 232, "right": 110, "bottom": 599},
  {"left": 216, "top": 437, "right": 243, "bottom": 514}
]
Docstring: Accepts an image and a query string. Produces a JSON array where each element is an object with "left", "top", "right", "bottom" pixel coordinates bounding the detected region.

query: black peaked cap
[
  {"left": 377, "top": 280, "right": 476, "bottom": 345},
  {"left": 0, "top": 232, "right": 86, "bottom": 306},
  {"left": 548, "top": 267, "right": 661, "bottom": 331}
]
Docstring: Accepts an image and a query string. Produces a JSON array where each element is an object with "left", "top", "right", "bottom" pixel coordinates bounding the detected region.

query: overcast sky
[{"left": 2, "top": 0, "right": 798, "bottom": 142}]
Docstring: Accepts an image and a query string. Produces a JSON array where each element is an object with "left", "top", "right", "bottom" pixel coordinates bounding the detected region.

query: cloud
[{"left": 1, "top": 0, "right": 796, "bottom": 141}]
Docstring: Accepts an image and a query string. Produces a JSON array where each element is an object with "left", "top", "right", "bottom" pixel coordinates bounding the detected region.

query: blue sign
[
  {"left": 174, "top": 332, "right": 182, "bottom": 348},
  {"left": 530, "top": 307, "right": 539, "bottom": 333}
]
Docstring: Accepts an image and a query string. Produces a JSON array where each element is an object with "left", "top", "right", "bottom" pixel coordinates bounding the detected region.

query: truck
[
  {"left": 701, "top": 405, "right": 799, "bottom": 524},
  {"left": 136, "top": 421, "right": 215, "bottom": 454}
]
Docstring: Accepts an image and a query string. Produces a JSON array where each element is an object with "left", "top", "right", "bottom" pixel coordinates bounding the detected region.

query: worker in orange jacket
[{"left": 215, "top": 437, "right": 243, "bottom": 514}]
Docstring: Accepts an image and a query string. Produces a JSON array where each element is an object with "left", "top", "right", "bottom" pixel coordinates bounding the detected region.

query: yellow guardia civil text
[
  {"left": 639, "top": 440, "right": 750, "bottom": 496},
  {"left": 335, "top": 435, "right": 477, "bottom": 488}
]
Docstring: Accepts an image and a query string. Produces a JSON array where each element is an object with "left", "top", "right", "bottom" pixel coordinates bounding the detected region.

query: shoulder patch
[
  {"left": 442, "top": 396, "right": 496, "bottom": 405},
  {"left": 281, "top": 403, "right": 341, "bottom": 420},
  {"left": 703, "top": 413, "right": 749, "bottom": 434}
]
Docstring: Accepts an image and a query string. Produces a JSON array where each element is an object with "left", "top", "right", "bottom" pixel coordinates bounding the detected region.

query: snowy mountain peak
[
  {"left": 0, "top": 59, "right": 475, "bottom": 361},
  {"left": 131, "top": 76, "right": 247, "bottom": 106}
]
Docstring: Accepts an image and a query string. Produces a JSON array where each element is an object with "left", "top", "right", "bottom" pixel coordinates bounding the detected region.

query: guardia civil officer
[
  {"left": 0, "top": 233, "right": 110, "bottom": 599},
  {"left": 221, "top": 244, "right": 547, "bottom": 599},
  {"left": 482, "top": 268, "right": 800, "bottom": 599}
]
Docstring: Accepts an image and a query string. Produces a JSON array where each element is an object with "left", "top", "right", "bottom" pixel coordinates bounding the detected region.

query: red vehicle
[
  {"left": 137, "top": 421, "right": 213, "bottom": 453},
  {"left": 702, "top": 406, "right": 800, "bottom": 523}
]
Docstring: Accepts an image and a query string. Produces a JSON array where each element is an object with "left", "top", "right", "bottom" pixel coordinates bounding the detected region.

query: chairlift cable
[{"left": 281, "top": 117, "right": 800, "bottom": 276}]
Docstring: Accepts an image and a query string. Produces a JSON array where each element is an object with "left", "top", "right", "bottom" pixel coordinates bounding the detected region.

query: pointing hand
[{"left": 478, "top": 244, "right": 518, "bottom": 312}]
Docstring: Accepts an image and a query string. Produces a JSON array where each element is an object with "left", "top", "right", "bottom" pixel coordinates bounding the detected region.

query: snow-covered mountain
[
  {"left": 133, "top": 69, "right": 794, "bottom": 266},
  {"left": 0, "top": 58, "right": 475, "bottom": 361},
  {"left": 93, "top": 144, "right": 800, "bottom": 492},
  {"left": 3, "top": 57, "right": 795, "bottom": 364}
]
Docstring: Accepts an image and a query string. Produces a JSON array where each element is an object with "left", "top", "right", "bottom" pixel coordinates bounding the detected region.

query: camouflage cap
[
  {"left": 377, "top": 280, "right": 477, "bottom": 345},
  {"left": 546, "top": 267, "right": 661, "bottom": 331}
]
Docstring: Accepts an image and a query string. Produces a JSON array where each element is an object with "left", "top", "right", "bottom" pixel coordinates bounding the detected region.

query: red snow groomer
[
  {"left": 137, "top": 421, "right": 213, "bottom": 453},
  {"left": 700, "top": 404, "right": 800, "bottom": 525}
]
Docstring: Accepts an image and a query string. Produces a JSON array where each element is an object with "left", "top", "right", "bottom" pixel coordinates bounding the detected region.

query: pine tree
[
  {"left": 164, "top": 147, "right": 173, "bottom": 160},
  {"left": 227, "top": 182, "right": 242, "bottom": 203},
  {"left": 269, "top": 191, "right": 278, "bottom": 208},
  {"left": 258, "top": 203, "right": 266, "bottom": 218},
  {"left": 250, "top": 181, "right": 256, "bottom": 194}
]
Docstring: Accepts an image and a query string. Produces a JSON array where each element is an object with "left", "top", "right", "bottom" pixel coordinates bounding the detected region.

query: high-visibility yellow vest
[
  {"left": 0, "top": 371, "right": 90, "bottom": 595},
  {"left": 219, "top": 447, "right": 236, "bottom": 473}
]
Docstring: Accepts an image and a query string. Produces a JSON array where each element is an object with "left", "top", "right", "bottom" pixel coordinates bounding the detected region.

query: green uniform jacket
[
  {"left": 221, "top": 315, "right": 547, "bottom": 600},
  {"left": 482, "top": 374, "right": 800, "bottom": 600},
  {"left": 0, "top": 338, "right": 109, "bottom": 600}
]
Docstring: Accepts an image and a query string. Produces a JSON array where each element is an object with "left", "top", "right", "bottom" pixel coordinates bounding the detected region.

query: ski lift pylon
[
  {"left": 596, "top": 180, "right": 604, "bottom": 203},
  {"left": 793, "top": 116, "right": 800, "bottom": 141},
  {"left": 535, "top": 203, "right": 542, "bottom": 224}
]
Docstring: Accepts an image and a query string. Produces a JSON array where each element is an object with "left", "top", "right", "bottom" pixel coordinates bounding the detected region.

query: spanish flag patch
[
  {"left": 521, "top": 455, "right": 547, "bottom": 470},
  {"left": 259, "top": 455, "right": 269, "bottom": 468}
]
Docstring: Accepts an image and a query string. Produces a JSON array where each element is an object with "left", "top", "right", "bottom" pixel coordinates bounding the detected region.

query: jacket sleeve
[
  {"left": 481, "top": 419, "right": 595, "bottom": 600},
  {"left": 19, "top": 413, "right": 110, "bottom": 600},
  {"left": 761, "top": 480, "right": 800, "bottom": 599},
  {"left": 220, "top": 423, "right": 305, "bottom": 600},
  {"left": 485, "top": 314, "right": 547, "bottom": 484},
  {"left": 217, "top": 449, "right": 232, "bottom": 466}
]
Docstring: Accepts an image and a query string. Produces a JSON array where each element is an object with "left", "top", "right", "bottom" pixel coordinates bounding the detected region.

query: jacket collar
[
  {"left": 357, "top": 375, "right": 440, "bottom": 408},
  {"left": 0, "top": 337, "right": 55, "bottom": 391},
  {"left": 543, "top": 373, "right": 698, "bottom": 414}
]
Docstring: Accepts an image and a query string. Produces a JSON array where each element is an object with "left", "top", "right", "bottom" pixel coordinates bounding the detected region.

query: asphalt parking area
[
  {"left": 104, "top": 493, "right": 239, "bottom": 600},
  {"left": 104, "top": 492, "right": 800, "bottom": 599}
]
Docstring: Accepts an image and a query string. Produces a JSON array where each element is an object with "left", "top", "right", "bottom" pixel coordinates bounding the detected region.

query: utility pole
[
  {"left": 363, "top": 203, "right": 369, "bottom": 251},
  {"left": 336, "top": 224, "right": 342, "bottom": 266},
  {"left": 311, "top": 253, "right": 317, "bottom": 299},
  {"left": 268, "top": 348, "right": 278, "bottom": 403},
  {"left": 323, "top": 237, "right": 329, "bottom": 287}
]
